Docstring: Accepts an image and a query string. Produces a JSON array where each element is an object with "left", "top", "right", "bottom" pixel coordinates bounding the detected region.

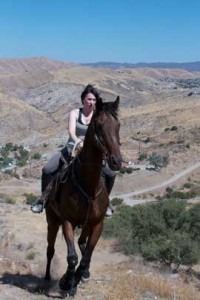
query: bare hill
[
  {"left": 0, "top": 57, "right": 199, "bottom": 163},
  {"left": 0, "top": 92, "right": 57, "bottom": 144},
  {"left": 1, "top": 58, "right": 200, "bottom": 299},
  {"left": 0, "top": 57, "right": 68, "bottom": 74}
]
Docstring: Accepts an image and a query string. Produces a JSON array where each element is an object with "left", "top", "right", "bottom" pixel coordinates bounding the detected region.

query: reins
[
  {"left": 63, "top": 107, "right": 119, "bottom": 225},
  {"left": 71, "top": 156, "right": 103, "bottom": 225},
  {"left": 70, "top": 119, "right": 110, "bottom": 225},
  {"left": 72, "top": 156, "right": 103, "bottom": 201},
  {"left": 77, "top": 154, "right": 106, "bottom": 167},
  {"left": 93, "top": 123, "right": 109, "bottom": 154}
]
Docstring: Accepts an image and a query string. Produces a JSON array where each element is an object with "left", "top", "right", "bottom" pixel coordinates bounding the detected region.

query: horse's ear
[
  {"left": 96, "top": 97, "right": 103, "bottom": 111},
  {"left": 112, "top": 96, "right": 120, "bottom": 111}
]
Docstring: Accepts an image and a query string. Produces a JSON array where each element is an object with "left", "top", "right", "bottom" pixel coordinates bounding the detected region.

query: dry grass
[
  {"left": 1, "top": 199, "right": 200, "bottom": 300},
  {"left": 94, "top": 262, "right": 200, "bottom": 300},
  {"left": 132, "top": 273, "right": 200, "bottom": 300}
]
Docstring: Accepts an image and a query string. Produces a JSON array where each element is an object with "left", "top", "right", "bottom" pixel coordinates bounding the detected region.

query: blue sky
[{"left": 0, "top": 0, "right": 200, "bottom": 63}]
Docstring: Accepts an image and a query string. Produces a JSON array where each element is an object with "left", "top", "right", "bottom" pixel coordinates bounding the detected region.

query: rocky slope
[{"left": 0, "top": 57, "right": 200, "bottom": 160}]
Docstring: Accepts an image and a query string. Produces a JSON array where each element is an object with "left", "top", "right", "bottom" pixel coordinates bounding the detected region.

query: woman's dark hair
[{"left": 81, "top": 84, "right": 101, "bottom": 104}]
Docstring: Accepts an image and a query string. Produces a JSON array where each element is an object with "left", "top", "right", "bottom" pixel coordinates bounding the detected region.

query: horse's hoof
[
  {"left": 69, "top": 286, "right": 77, "bottom": 297},
  {"left": 59, "top": 289, "right": 68, "bottom": 298},
  {"left": 60, "top": 286, "right": 77, "bottom": 297},
  {"left": 81, "top": 270, "right": 90, "bottom": 283},
  {"left": 59, "top": 277, "right": 73, "bottom": 292},
  {"left": 59, "top": 277, "right": 66, "bottom": 290}
]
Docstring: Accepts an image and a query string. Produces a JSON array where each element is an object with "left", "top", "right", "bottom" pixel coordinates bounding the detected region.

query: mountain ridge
[
  {"left": 1, "top": 56, "right": 200, "bottom": 72},
  {"left": 81, "top": 61, "right": 200, "bottom": 72},
  {"left": 0, "top": 57, "right": 199, "bottom": 167}
]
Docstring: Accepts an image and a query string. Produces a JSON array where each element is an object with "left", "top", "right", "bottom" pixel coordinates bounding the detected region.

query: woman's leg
[
  {"left": 104, "top": 173, "right": 116, "bottom": 195},
  {"left": 31, "top": 152, "right": 62, "bottom": 213}
]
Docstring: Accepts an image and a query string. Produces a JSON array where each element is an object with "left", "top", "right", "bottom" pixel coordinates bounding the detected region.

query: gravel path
[{"left": 113, "top": 162, "right": 200, "bottom": 206}]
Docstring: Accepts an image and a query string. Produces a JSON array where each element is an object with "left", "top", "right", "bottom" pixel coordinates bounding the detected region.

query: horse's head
[{"left": 93, "top": 96, "right": 122, "bottom": 171}]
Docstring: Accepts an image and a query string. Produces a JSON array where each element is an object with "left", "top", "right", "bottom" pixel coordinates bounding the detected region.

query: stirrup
[{"left": 31, "top": 198, "right": 45, "bottom": 213}]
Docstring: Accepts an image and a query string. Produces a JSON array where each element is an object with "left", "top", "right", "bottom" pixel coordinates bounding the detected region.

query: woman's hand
[
  {"left": 76, "top": 139, "right": 83, "bottom": 150},
  {"left": 77, "top": 139, "right": 83, "bottom": 150}
]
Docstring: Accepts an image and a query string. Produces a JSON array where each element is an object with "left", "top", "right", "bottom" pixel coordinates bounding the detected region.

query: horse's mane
[{"left": 95, "top": 99, "right": 118, "bottom": 119}]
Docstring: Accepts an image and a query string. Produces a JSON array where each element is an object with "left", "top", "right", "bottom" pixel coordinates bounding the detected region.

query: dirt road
[
  {"left": 113, "top": 162, "right": 200, "bottom": 205},
  {"left": 0, "top": 161, "right": 200, "bottom": 299}
]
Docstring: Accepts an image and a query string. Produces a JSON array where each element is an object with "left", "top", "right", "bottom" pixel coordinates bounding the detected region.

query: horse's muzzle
[{"left": 108, "top": 155, "right": 122, "bottom": 171}]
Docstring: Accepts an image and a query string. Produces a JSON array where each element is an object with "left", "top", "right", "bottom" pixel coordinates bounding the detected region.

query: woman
[{"left": 31, "top": 84, "right": 116, "bottom": 216}]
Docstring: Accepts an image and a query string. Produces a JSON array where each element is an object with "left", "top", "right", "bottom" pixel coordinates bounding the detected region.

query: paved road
[{"left": 113, "top": 162, "right": 200, "bottom": 206}]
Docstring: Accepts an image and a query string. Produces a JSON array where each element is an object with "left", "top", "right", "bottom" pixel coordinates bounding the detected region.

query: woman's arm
[{"left": 68, "top": 109, "right": 83, "bottom": 147}]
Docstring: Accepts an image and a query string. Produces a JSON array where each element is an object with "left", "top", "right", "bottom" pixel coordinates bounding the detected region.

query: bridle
[
  {"left": 71, "top": 112, "right": 120, "bottom": 224},
  {"left": 71, "top": 154, "right": 103, "bottom": 225},
  {"left": 75, "top": 120, "right": 108, "bottom": 167},
  {"left": 93, "top": 122, "right": 109, "bottom": 155}
]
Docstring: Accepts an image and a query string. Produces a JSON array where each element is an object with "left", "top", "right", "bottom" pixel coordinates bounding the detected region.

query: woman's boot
[{"left": 31, "top": 171, "right": 54, "bottom": 213}]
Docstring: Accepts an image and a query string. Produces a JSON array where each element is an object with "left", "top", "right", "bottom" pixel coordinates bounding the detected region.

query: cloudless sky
[{"left": 0, "top": 0, "right": 200, "bottom": 63}]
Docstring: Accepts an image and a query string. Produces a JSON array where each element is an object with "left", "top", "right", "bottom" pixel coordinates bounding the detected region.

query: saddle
[{"left": 44, "top": 144, "right": 81, "bottom": 205}]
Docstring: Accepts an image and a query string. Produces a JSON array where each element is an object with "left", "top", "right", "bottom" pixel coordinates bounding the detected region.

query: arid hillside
[
  {"left": 0, "top": 57, "right": 200, "bottom": 164},
  {"left": 1, "top": 57, "right": 200, "bottom": 299}
]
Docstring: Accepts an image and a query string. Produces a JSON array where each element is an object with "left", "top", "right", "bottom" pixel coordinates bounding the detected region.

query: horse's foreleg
[
  {"left": 78, "top": 225, "right": 91, "bottom": 254},
  {"left": 45, "top": 222, "right": 60, "bottom": 281},
  {"left": 75, "top": 221, "right": 103, "bottom": 286},
  {"left": 78, "top": 226, "right": 91, "bottom": 281},
  {"left": 59, "top": 221, "right": 78, "bottom": 295}
]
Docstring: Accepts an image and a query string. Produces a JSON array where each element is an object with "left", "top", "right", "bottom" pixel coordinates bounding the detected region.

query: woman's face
[{"left": 83, "top": 93, "right": 96, "bottom": 110}]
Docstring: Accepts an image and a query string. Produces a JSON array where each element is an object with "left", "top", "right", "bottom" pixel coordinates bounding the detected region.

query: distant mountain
[
  {"left": 81, "top": 61, "right": 200, "bottom": 72},
  {"left": 0, "top": 56, "right": 200, "bottom": 154},
  {"left": 0, "top": 56, "right": 69, "bottom": 74}
]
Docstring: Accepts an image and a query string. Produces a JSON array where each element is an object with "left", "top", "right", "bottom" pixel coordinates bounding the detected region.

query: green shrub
[
  {"left": 186, "top": 143, "right": 190, "bottom": 148},
  {"left": 149, "top": 152, "right": 169, "bottom": 169},
  {"left": 111, "top": 197, "right": 123, "bottom": 207},
  {"left": 2, "top": 157, "right": 13, "bottom": 166},
  {"left": 0, "top": 195, "right": 16, "bottom": 204},
  {"left": 0, "top": 147, "right": 9, "bottom": 158},
  {"left": 119, "top": 167, "right": 127, "bottom": 174},
  {"left": 19, "top": 148, "right": 29, "bottom": 160},
  {"left": 165, "top": 187, "right": 197, "bottom": 200},
  {"left": 183, "top": 182, "right": 193, "bottom": 189},
  {"left": 4, "top": 142, "right": 18, "bottom": 152},
  {"left": 4, "top": 170, "right": 20, "bottom": 179},
  {"left": 119, "top": 167, "right": 133, "bottom": 174},
  {"left": 170, "top": 126, "right": 178, "bottom": 131},
  {"left": 31, "top": 152, "right": 41, "bottom": 160},
  {"left": 126, "top": 167, "right": 133, "bottom": 174},
  {"left": 142, "top": 232, "right": 199, "bottom": 266},
  {"left": 24, "top": 193, "right": 37, "bottom": 205},
  {"left": 144, "top": 137, "right": 151, "bottom": 143},
  {"left": 102, "top": 205, "right": 132, "bottom": 246},
  {"left": 103, "top": 199, "right": 200, "bottom": 267},
  {"left": 138, "top": 152, "right": 147, "bottom": 161},
  {"left": 187, "top": 203, "right": 200, "bottom": 242},
  {"left": 26, "top": 251, "right": 36, "bottom": 260},
  {"left": 16, "top": 159, "right": 27, "bottom": 167}
]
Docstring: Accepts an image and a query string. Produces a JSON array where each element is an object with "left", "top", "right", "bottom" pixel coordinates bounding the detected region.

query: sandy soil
[
  {"left": 0, "top": 201, "right": 130, "bottom": 300},
  {"left": 0, "top": 160, "right": 200, "bottom": 299}
]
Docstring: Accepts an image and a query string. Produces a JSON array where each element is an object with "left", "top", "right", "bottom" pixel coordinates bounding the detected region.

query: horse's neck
[{"left": 77, "top": 137, "right": 103, "bottom": 197}]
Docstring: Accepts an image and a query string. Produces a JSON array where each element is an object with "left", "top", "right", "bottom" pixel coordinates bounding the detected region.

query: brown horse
[{"left": 44, "top": 96, "right": 122, "bottom": 296}]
